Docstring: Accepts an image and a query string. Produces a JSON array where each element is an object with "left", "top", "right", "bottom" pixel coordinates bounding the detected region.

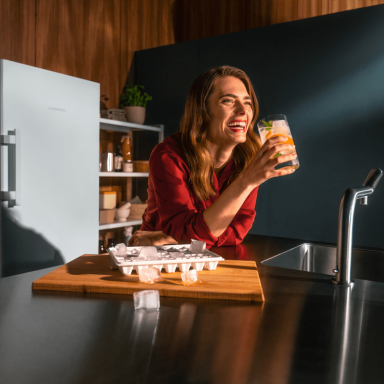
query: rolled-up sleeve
[{"left": 149, "top": 148, "right": 258, "bottom": 248}]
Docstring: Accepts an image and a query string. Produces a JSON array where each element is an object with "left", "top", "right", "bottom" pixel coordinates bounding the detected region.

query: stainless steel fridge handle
[{"left": 1, "top": 129, "right": 20, "bottom": 208}]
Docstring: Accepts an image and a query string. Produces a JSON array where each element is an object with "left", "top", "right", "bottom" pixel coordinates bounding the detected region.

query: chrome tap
[{"left": 332, "top": 168, "right": 383, "bottom": 286}]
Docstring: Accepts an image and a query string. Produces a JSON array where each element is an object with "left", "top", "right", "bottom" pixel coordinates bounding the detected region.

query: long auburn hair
[{"left": 179, "top": 66, "right": 262, "bottom": 201}]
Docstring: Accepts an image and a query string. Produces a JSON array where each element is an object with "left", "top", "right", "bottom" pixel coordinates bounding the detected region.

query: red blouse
[{"left": 140, "top": 133, "right": 259, "bottom": 248}]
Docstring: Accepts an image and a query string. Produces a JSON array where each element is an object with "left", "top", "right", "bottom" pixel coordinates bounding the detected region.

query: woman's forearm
[
  {"left": 203, "top": 138, "right": 297, "bottom": 237},
  {"left": 203, "top": 173, "right": 255, "bottom": 237}
]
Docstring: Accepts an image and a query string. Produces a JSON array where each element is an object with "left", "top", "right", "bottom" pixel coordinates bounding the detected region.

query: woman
[{"left": 130, "top": 66, "right": 296, "bottom": 247}]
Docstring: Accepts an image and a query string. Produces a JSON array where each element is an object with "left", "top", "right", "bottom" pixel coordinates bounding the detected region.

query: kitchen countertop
[{"left": 1, "top": 234, "right": 384, "bottom": 384}]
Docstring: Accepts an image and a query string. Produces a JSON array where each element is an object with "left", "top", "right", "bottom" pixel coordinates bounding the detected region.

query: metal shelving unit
[
  {"left": 99, "top": 118, "right": 164, "bottom": 230},
  {"left": 99, "top": 219, "right": 143, "bottom": 231},
  {"left": 99, "top": 118, "right": 164, "bottom": 141},
  {"left": 99, "top": 172, "right": 149, "bottom": 177}
]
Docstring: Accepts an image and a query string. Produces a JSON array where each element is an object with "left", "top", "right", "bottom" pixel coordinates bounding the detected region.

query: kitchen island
[{"left": 1, "top": 234, "right": 383, "bottom": 384}]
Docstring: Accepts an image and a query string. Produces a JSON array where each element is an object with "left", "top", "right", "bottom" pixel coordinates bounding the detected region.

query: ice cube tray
[{"left": 108, "top": 244, "right": 224, "bottom": 276}]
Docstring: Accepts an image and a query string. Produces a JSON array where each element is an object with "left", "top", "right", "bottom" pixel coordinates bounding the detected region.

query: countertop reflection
[{"left": 1, "top": 234, "right": 384, "bottom": 384}]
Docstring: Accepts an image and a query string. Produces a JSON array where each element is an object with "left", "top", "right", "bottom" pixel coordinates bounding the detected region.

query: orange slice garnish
[{"left": 265, "top": 133, "right": 294, "bottom": 146}]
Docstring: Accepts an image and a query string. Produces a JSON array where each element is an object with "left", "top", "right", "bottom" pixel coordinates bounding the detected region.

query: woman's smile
[{"left": 226, "top": 119, "right": 247, "bottom": 133}]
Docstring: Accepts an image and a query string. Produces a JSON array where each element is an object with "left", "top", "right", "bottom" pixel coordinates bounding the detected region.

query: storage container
[
  {"left": 108, "top": 244, "right": 225, "bottom": 276},
  {"left": 129, "top": 203, "right": 147, "bottom": 219},
  {"left": 99, "top": 209, "right": 116, "bottom": 224},
  {"left": 99, "top": 191, "right": 117, "bottom": 209},
  {"left": 133, "top": 160, "right": 149, "bottom": 172}
]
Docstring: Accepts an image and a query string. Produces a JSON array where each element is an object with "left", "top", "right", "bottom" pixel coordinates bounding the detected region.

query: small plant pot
[{"left": 123, "top": 106, "right": 146, "bottom": 125}]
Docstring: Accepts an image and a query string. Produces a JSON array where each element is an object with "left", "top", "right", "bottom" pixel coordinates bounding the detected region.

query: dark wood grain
[
  {"left": 172, "top": 0, "right": 247, "bottom": 43},
  {"left": 3, "top": 0, "right": 384, "bottom": 107},
  {"left": 245, "top": 0, "right": 328, "bottom": 29},
  {"left": 329, "top": 0, "right": 384, "bottom": 13},
  {"left": 0, "top": 0, "right": 35, "bottom": 65},
  {"left": 120, "top": 0, "right": 176, "bottom": 91},
  {"left": 36, "top": 0, "right": 121, "bottom": 108}
]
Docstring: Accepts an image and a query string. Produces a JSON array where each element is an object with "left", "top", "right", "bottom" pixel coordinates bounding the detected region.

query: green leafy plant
[
  {"left": 262, "top": 120, "right": 273, "bottom": 131},
  {"left": 119, "top": 85, "right": 152, "bottom": 108}
]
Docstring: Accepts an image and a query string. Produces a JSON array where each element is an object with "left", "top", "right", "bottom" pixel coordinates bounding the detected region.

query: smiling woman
[{"left": 130, "top": 66, "right": 297, "bottom": 248}]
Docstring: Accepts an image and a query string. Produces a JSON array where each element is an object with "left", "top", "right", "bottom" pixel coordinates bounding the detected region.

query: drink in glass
[{"left": 257, "top": 114, "right": 299, "bottom": 170}]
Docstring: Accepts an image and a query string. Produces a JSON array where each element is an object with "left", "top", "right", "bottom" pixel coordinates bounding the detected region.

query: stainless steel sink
[{"left": 262, "top": 243, "right": 384, "bottom": 284}]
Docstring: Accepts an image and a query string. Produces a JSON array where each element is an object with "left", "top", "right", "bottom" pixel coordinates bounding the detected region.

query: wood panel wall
[{"left": 1, "top": 0, "right": 384, "bottom": 107}]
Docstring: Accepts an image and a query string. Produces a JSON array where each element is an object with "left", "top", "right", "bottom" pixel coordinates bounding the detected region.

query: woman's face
[{"left": 206, "top": 76, "right": 253, "bottom": 146}]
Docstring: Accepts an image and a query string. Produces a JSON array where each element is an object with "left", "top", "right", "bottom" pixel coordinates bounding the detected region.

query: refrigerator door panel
[{"left": 1, "top": 60, "right": 99, "bottom": 275}]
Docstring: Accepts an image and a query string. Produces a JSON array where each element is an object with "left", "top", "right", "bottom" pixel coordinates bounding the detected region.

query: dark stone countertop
[{"left": 1, "top": 234, "right": 383, "bottom": 384}]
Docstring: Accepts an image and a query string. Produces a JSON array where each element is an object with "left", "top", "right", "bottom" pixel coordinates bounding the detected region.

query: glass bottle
[
  {"left": 99, "top": 240, "right": 106, "bottom": 254},
  {"left": 121, "top": 135, "right": 132, "bottom": 161},
  {"left": 124, "top": 226, "right": 134, "bottom": 246},
  {"left": 114, "top": 145, "right": 123, "bottom": 172},
  {"left": 107, "top": 238, "right": 115, "bottom": 249}
]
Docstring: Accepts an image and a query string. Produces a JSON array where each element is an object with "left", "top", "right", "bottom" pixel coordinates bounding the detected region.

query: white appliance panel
[{"left": 1, "top": 60, "right": 99, "bottom": 265}]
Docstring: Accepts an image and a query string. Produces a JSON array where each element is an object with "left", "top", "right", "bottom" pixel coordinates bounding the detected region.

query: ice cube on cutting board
[
  {"left": 133, "top": 290, "right": 160, "bottom": 311},
  {"left": 190, "top": 240, "right": 206, "bottom": 253},
  {"left": 181, "top": 269, "right": 199, "bottom": 285},
  {"left": 138, "top": 267, "right": 162, "bottom": 284}
]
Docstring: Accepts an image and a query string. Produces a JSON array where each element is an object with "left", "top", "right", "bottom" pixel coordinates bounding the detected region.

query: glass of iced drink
[{"left": 257, "top": 114, "right": 300, "bottom": 170}]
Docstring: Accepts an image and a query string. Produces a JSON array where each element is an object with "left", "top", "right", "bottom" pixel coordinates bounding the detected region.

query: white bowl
[{"left": 114, "top": 208, "right": 130, "bottom": 222}]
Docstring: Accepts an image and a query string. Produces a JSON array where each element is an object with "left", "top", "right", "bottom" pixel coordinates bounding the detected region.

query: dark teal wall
[{"left": 135, "top": 5, "right": 384, "bottom": 249}]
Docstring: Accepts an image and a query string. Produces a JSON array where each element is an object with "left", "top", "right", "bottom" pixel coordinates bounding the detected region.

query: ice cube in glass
[
  {"left": 190, "top": 240, "right": 206, "bottom": 253},
  {"left": 133, "top": 290, "right": 160, "bottom": 311}
]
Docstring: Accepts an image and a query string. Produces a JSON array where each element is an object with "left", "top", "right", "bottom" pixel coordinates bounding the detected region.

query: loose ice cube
[
  {"left": 133, "top": 290, "right": 160, "bottom": 310},
  {"left": 181, "top": 269, "right": 200, "bottom": 285},
  {"left": 139, "top": 266, "right": 163, "bottom": 284},
  {"left": 190, "top": 240, "right": 206, "bottom": 253},
  {"left": 115, "top": 243, "right": 128, "bottom": 256},
  {"left": 139, "top": 246, "right": 158, "bottom": 258}
]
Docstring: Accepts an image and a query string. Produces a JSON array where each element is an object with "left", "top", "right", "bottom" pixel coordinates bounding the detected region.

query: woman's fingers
[
  {"left": 242, "top": 134, "right": 297, "bottom": 187},
  {"left": 128, "top": 230, "right": 178, "bottom": 246},
  {"left": 264, "top": 136, "right": 289, "bottom": 149},
  {"left": 264, "top": 144, "right": 295, "bottom": 160},
  {"left": 272, "top": 165, "right": 297, "bottom": 177},
  {"left": 270, "top": 150, "right": 297, "bottom": 164}
]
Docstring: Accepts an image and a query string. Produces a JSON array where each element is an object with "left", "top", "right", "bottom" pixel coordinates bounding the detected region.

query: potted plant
[{"left": 119, "top": 85, "right": 152, "bottom": 125}]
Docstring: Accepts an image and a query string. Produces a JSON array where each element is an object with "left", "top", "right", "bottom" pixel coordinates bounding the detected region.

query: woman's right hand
[
  {"left": 241, "top": 136, "right": 297, "bottom": 188},
  {"left": 128, "top": 230, "right": 178, "bottom": 246}
]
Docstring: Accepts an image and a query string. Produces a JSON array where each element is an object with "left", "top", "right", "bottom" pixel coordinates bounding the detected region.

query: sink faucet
[{"left": 332, "top": 168, "right": 383, "bottom": 286}]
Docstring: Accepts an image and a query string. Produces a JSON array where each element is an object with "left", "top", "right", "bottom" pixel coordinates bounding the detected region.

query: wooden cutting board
[{"left": 32, "top": 254, "right": 264, "bottom": 302}]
